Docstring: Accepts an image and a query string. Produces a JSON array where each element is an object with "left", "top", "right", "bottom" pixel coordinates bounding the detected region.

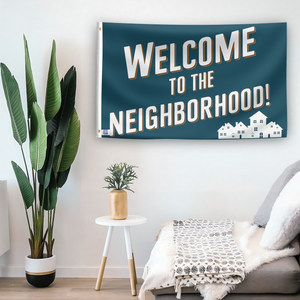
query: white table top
[{"left": 95, "top": 215, "right": 147, "bottom": 227}]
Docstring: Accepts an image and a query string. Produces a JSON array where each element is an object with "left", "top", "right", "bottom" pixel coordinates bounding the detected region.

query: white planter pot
[{"left": 25, "top": 254, "right": 56, "bottom": 287}]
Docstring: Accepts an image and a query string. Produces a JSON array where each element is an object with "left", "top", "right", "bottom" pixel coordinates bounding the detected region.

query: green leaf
[
  {"left": 53, "top": 108, "right": 80, "bottom": 173},
  {"left": 56, "top": 167, "right": 70, "bottom": 188},
  {"left": 23, "top": 35, "right": 37, "bottom": 118},
  {"left": 47, "top": 114, "right": 59, "bottom": 135},
  {"left": 38, "top": 133, "right": 55, "bottom": 188},
  {"left": 104, "top": 162, "right": 138, "bottom": 192},
  {"left": 0, "top": 63, "right": 27, "bottom": 145},
  {"left": 46, "top": 66, "right": 76, "bottom": 142},
  {"left": 45, "top": 40, "right": 61, "bottom": 121},
  {"left": 39, "top": 172, "right": 57, "bottom": 211},
  {"left": 54, "top": 66, "right": 76, "bottom": 146},
  {"left": 30, "top": 103, "right": 47, "bottom": 171},
  {"left": 11, "top": 161, "right": 34, "bottom": 209}
]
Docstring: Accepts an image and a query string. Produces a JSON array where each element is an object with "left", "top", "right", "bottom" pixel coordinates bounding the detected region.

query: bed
[{"left": 139, "top": 160, "right": 300, "bottom": 300}]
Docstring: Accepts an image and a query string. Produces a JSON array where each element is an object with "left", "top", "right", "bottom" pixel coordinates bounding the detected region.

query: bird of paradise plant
[{"left": 0, "top": 36, "right": 80, "bottom": 258}]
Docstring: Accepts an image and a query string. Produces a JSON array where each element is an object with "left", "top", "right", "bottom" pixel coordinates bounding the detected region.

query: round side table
[{"left": 95, "top": 215, "right": 147, "bottom": 295}]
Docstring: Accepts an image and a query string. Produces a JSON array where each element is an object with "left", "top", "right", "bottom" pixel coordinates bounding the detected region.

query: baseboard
[{"left": 0, "top": 266, "right": 144, "bottom": 278}]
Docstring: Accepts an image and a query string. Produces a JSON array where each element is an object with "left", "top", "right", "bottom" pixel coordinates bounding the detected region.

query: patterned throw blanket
[{"left": 173, "top": 219, "right": 245, "bottom": 289}]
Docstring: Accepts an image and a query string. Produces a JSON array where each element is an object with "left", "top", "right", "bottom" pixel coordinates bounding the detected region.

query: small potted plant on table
[{"left": 104, "top": 162, "right": 138, "bottom": 220}]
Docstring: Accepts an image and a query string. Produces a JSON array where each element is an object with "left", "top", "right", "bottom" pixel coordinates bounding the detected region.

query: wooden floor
[{"left": 0, "top": 278, "right": 154, "bottom": 300}]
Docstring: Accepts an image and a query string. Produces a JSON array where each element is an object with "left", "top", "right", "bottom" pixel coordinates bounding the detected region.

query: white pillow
[
  {"left": 253, "top": 159, "right": 300, "bottom": 227},
  {"left": 260, "top": 171, "right": 300, "bottom": 250}
]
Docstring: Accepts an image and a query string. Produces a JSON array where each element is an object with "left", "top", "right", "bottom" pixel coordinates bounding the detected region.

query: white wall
[
  {"left": 0, "top": 0, "right": 300, "bottom": 278},
  {"left": 0, "top": 181, "right": 10, "bottom": 256}
]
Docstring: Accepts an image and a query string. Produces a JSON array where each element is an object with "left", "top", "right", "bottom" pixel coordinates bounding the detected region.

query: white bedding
[{"left": 138, "top": 220, "right": 300, "bottom": 300}]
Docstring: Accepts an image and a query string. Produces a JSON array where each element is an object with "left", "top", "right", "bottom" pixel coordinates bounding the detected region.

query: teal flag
[{"left": 97, "top": 22, "right": 287, "bottom": 140}]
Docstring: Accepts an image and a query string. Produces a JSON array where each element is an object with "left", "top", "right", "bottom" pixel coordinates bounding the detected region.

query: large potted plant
[
  {"left": 104, "top": 162, "right": 138, "bottom": 220},
  {"left": 0, "top": 36, "right": 80, "bottom": 287}
]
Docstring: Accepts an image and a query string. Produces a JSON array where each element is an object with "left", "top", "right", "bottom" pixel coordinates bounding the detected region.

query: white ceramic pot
[{"left": 25, "top": 254, "right": 56, "bottom": 287}]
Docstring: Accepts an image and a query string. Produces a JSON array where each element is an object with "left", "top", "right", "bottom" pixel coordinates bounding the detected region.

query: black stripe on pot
[{"left": 25, "top": 270, "right": 56, "bottom": 288}]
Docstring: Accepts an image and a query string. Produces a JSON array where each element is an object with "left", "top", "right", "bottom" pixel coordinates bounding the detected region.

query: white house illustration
[{"left": 218, "top": 111, "right": 283, "bottom": 139}]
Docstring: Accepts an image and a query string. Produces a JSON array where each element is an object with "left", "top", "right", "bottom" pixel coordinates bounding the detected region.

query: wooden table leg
[
  {"left": 124, "top": 226, "right": 137, "bottom": 296},
  {"left": 95, "top": 226, "right": 114, "bottom": 291},
  {"left": 128, "top": 258, "right": 137, "bottom": 295},
  {"left": 127, "top": 227, "right": 137, "bottom": 284},
  {"left": 95, "top": 256, "right": 107, "bottom": 290},
  {"left": 132, "top": 252, "right": 137, "bottom": 284}
]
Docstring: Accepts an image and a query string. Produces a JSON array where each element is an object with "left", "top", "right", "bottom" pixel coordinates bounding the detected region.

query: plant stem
[
  {"left": 52, "top": 207, "right": 56, "bottom": 233},
  {"left": 19, "top": 144, "right": 35, "bottom": 249},
  {"left": 48, "top": 206, "right": 51, "bottom": 255},
  {"left": 24, "top": 206, "right": 33, "bottom": 241},
  {"left": 20, "top": 145, "right": 30, "bottom": 179},
  {"left": 31, "top": 168, "right": 36, "bottom": 225}
]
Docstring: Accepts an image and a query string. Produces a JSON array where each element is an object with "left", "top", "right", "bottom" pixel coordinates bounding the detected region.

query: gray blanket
[{"left": 173, "top": 219, "right": 245, "bottom": 288}]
